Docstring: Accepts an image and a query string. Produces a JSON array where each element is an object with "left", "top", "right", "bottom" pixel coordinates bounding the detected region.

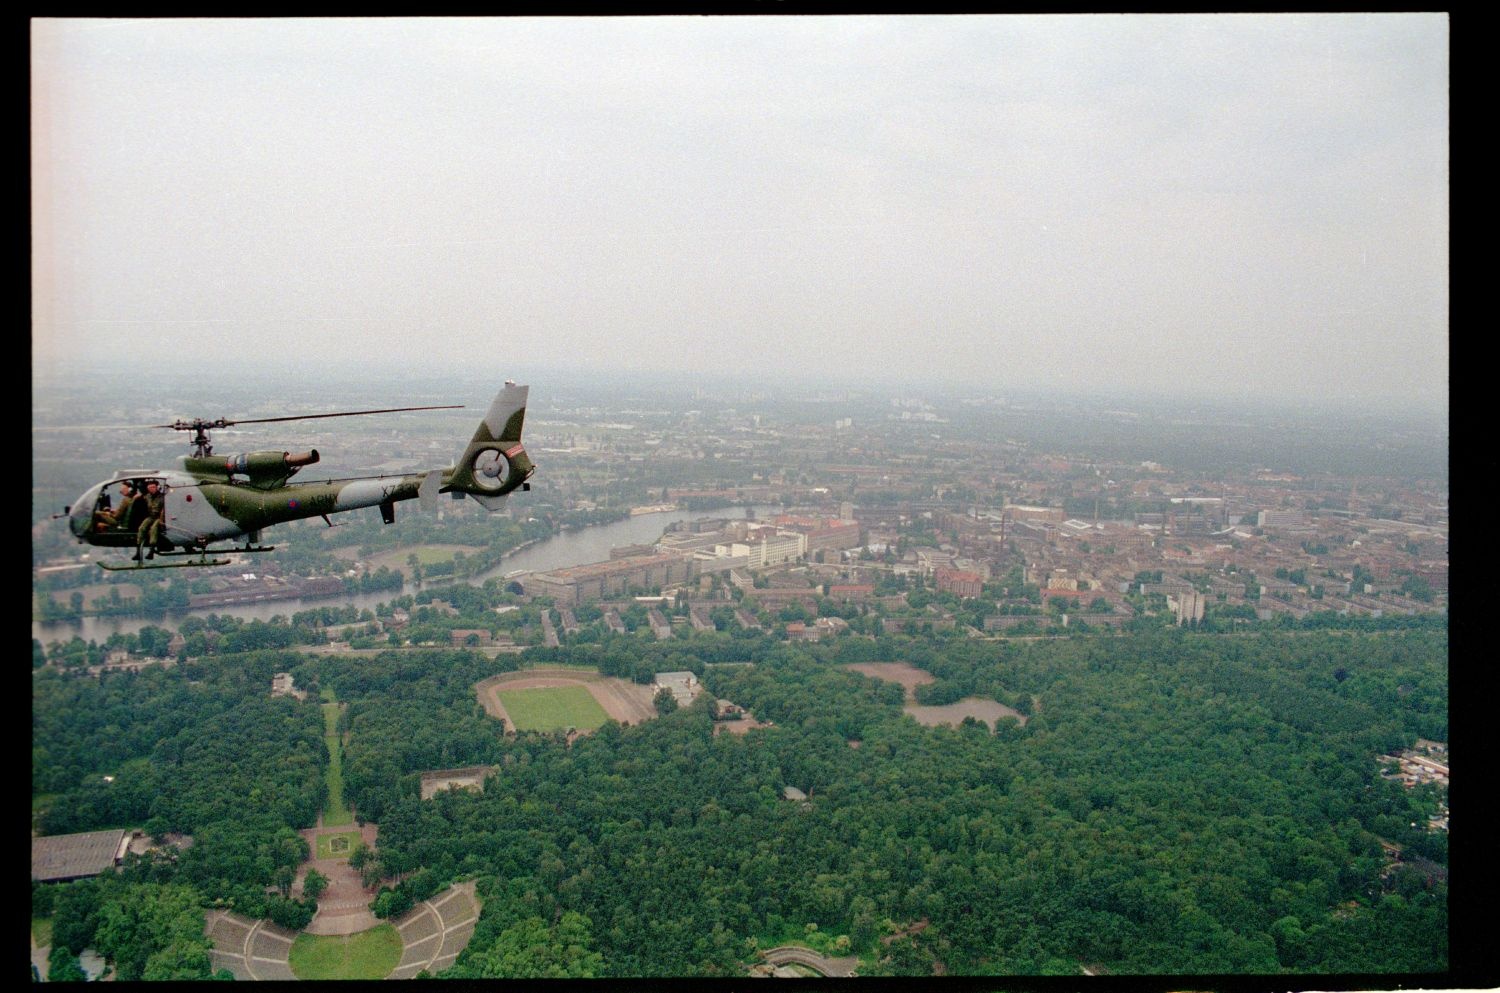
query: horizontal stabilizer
[
  {"left": 467, "top": 491, "right": 510, "bottom": 512},
  {"left": 419, "top": 469, "right": 442, "bottom": 511}
]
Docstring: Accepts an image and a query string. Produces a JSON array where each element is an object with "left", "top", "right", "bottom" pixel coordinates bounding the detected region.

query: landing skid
[
  {"left": 96, "top": 543, "right": 276, "bottom": 570},
  {"left": 100, "top": 556, "right": 231, "bottom": 571}
]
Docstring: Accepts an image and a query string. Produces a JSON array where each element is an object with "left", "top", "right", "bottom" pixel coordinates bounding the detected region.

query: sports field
[{"left": 496, "top": 684, "right": 610, "bottom": 732}]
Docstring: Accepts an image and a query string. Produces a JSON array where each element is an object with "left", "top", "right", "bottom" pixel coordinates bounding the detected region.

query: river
[{"left": 33, "top": 505, "right": 776, "bottom": 644}]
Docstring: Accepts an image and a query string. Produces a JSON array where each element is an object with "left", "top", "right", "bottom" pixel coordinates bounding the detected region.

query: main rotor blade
[
  {"left": 226, "top": 404, "right": 466, "bottom": 426},
  {"left": 152, "top": 404, "right": 464, "bottom": 430},
  {"left": 34, "top": 423, "right": 162, "bottom": 432}
]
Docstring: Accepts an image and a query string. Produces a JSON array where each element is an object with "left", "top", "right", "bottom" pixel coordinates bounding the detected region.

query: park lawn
[
  {"left": 497, "top": 684, "right": 609, "bottom": 732},
  {"left": 411, "top": 546, "right": 466, "bottom": 566},
  {"left": 321, "top": 702, "right": 353, "bottom": 827},
  {"left": 315, "top": 830, "right": 364, "bottom": 860},
  {"left": 364, "top": 544, "right": 480, "bottom": 574},
  {"left": 322, "top": 702, "right": 341, "bottom": 737},
  {"left": 289, "top": 924, "right": 402, "bottom": 980}
]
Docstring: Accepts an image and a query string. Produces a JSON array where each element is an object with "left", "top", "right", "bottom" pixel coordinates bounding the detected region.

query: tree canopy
[{"left": 32, "top": 623, "right": 1446, "bottom": 977}]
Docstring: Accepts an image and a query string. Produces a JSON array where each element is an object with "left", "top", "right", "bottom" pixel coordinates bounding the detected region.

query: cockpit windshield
[{"left": 69, "top": 477, "right": 159, "bottom": 539}]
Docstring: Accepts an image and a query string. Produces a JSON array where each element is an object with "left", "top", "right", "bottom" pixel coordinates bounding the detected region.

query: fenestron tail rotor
[{"left": 153, "top": 405, "right": 464, "bottom": 457}]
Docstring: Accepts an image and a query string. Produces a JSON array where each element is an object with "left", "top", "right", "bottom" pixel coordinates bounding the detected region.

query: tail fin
[{"left": 443, "top": 382, "right": 536, "bottom": 510}]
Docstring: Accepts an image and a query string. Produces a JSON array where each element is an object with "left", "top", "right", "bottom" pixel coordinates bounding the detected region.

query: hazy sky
[{"left": 32, "top": 15, "right": 1447, "bottom": 409}]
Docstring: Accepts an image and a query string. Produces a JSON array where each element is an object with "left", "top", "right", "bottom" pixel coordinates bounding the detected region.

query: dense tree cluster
[
  {"left": 442, "top": 892, "right": 606, "bottom": 979},
  {"left": 343, "top": 627, "right": 1446, "bottom": 976},
  {"left": 33, "top": 650, "right": 326, "bottom": 971},
  {"left": 31, "top": 617, "right": 1446, "bottom": 978},
  {"left": 310, "top": 648, "right": 521, "bottom": 822},
  {"left": 36, "top": 577, "right": 194, "bottom": 620},
  {"left": 37, "top": 877, "right": 230, "bottom": 981},
  {"left": 32, "top": 652, "right": 325, "bottom": 835}
]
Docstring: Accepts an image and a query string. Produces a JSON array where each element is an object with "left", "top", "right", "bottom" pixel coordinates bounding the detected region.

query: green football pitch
[{"left": 497, "top": 684, "right": 609, "bottom": 732}]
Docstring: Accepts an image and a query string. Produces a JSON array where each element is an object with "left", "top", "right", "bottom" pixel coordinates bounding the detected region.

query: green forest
[{"left": 32, "top": 625, "right": 1448, "bottom": 978}]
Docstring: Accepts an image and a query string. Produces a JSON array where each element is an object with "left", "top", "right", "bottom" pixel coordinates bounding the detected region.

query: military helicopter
[{"left": 60, "top": 382, "right": 535, "bottom": 569}]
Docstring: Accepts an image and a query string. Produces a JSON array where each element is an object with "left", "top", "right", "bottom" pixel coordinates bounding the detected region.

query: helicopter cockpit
[{"left": 68, "top": 476, "right": 163, "bottom": 542}]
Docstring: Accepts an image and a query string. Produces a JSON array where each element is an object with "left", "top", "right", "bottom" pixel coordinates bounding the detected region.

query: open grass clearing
[
  {"left": 497, "top": 684, "right": 609, "bottom": 732},
  {"left": 904, "top": 697, "right": 1027, "bottom": 729},
  {"left": 315, "top": 830, "right": 364, "bottom": 860},
  {"left": 410, "top": 546, "right": 472, "bottom": 566},
  {"left": 361, "top": 544, "right": 483, "bottom": 575},
  {"left": 289, "top": 924, "right": 402, "bottom": 980},
  {"left": 321, "top": 701, "right": 353, "bottom": 826}
]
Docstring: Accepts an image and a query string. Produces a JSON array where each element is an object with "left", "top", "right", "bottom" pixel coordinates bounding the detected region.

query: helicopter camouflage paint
[{"left": 64, "top": 382, "right": 535, "bottom": 568}]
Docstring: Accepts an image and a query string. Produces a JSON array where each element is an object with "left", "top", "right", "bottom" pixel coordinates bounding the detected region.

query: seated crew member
[
  {"left": 135, "top": 480, "right": 167, "bottom": 560},
  {"left": 93, "top": 481, "right": 137, "bottom": 533}
]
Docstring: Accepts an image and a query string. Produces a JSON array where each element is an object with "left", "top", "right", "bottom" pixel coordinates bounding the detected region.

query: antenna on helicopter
[{"left": 154, "top": 405, "right": 465, "bottom": 458}]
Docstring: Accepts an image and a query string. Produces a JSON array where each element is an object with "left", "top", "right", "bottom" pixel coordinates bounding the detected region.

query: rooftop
[{"left": 32, "top": 828, "right": 129, "bottom": 882}]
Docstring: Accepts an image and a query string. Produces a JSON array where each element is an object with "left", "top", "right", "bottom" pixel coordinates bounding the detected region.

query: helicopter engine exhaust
[{"left": 222, "top": 449, "right": 321, "bottom": 485}]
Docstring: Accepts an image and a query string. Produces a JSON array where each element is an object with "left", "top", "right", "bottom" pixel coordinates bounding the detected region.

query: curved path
[
  {"left": 203, "top": 880, "right": 481, "bottom": 980},
  {"left": 762, "top": 945, "right": 860, "bottom": 977}
]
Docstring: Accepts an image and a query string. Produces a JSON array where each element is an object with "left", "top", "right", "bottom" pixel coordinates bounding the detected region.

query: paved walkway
[{"left": 298, "top": 812, "right": 381, "bottom": 936}]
